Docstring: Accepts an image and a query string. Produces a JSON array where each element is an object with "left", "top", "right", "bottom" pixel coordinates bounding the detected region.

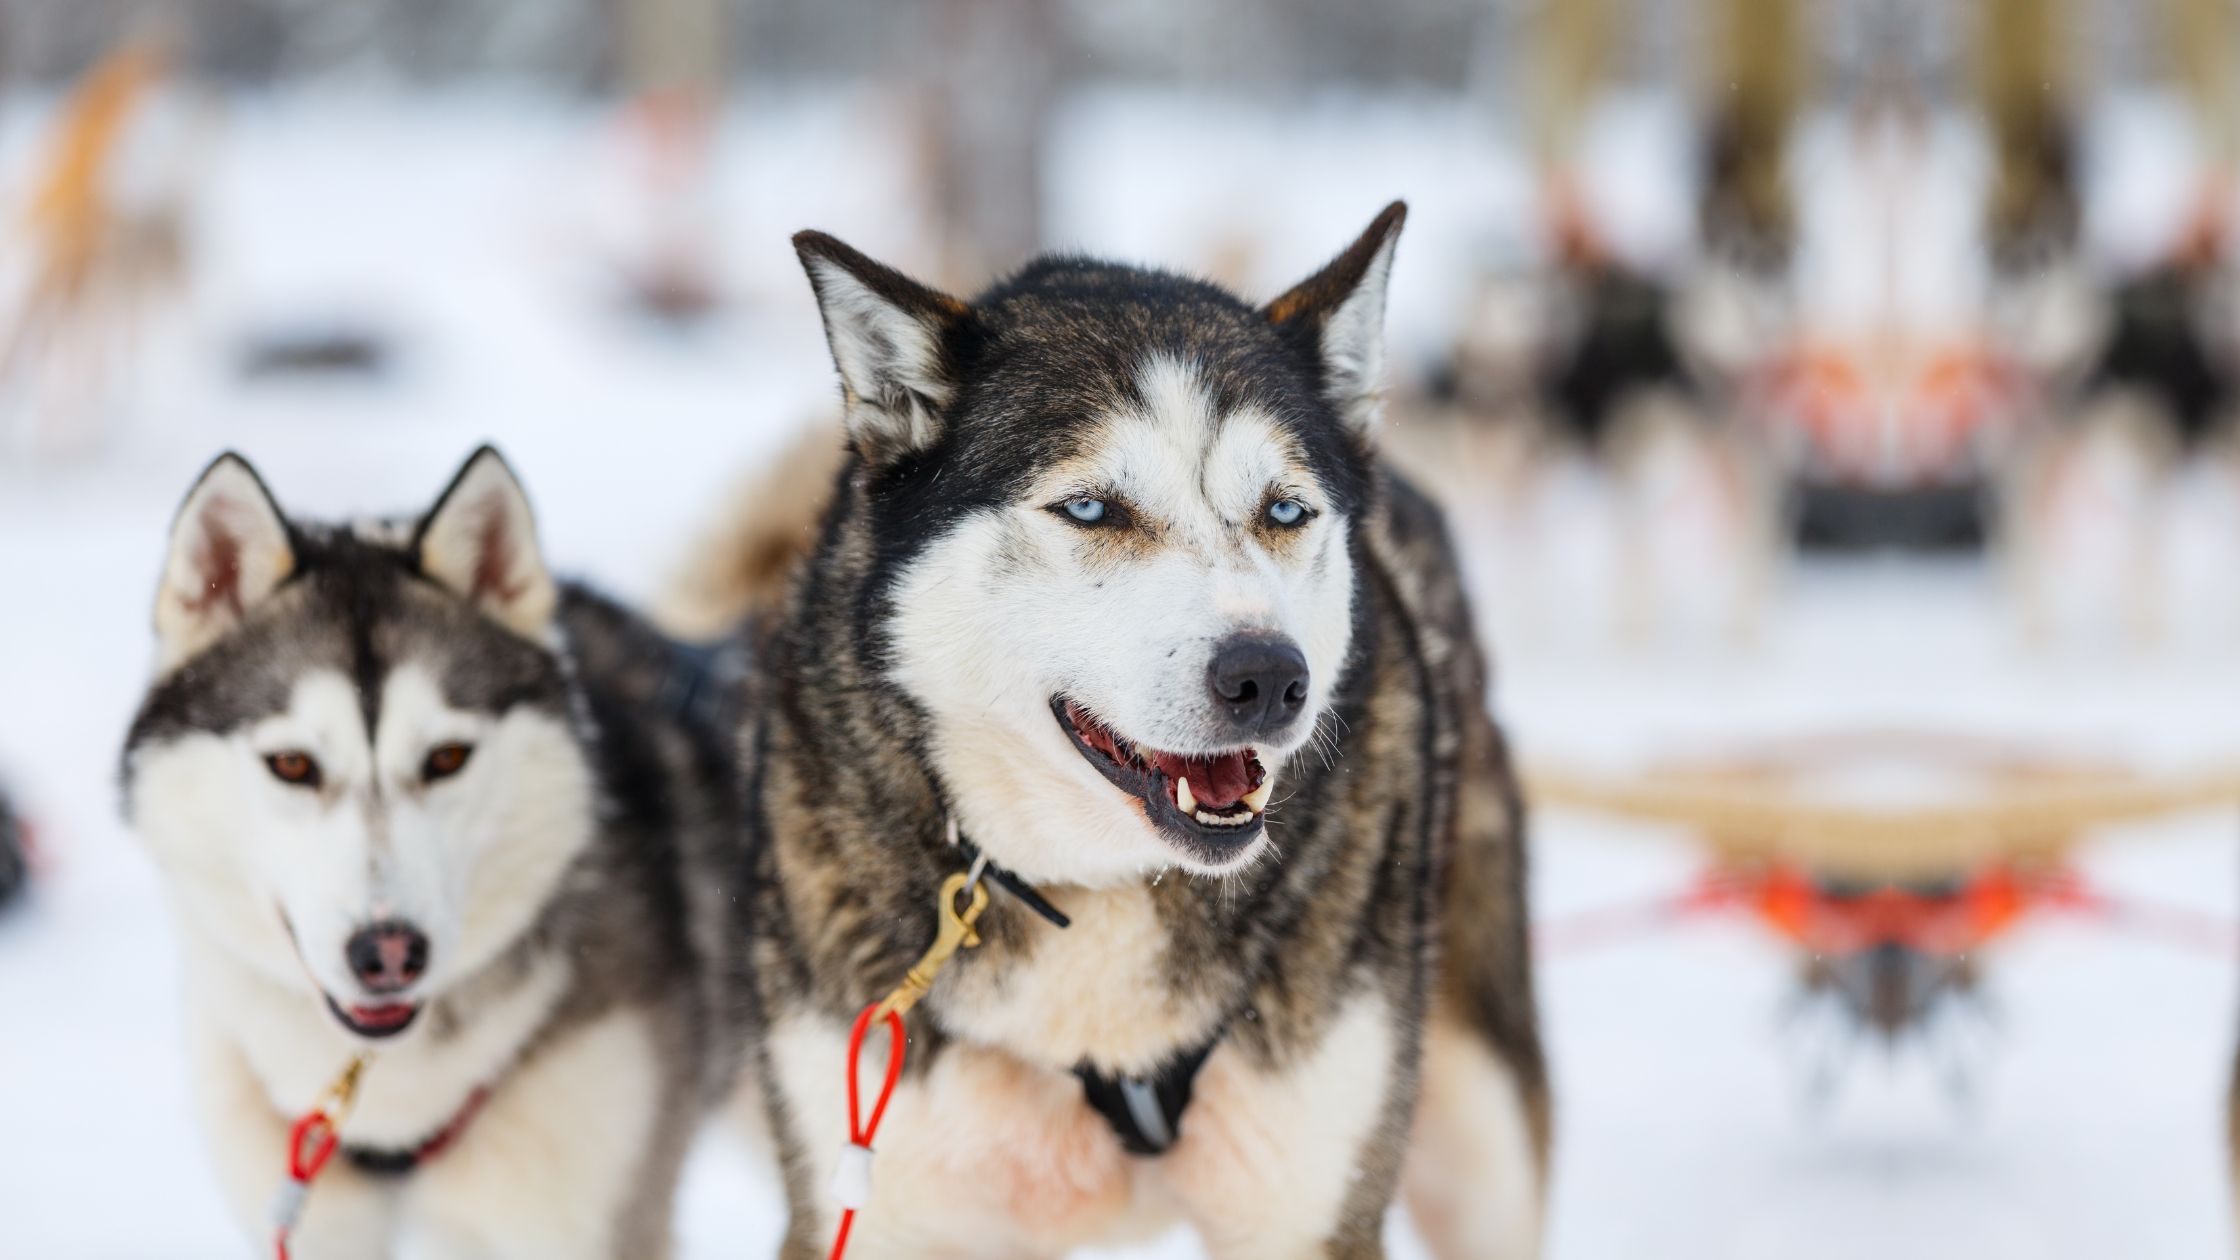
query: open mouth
[
  {"left": 1054, "top": 697, "right": 1272, "bottom": 859},
  {"left": 324, "top": 995, "right": 421, "bottom": 1039},
  {"left": 278, "top": 908, "right": 425, "bottom": 1040}
]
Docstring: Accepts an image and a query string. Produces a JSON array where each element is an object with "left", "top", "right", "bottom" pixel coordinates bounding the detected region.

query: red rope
[
  {"left": 829, "top": 1001, "right": 906, "bottom": 1260},
  {"left": 411, "top": 1086, "right": 490, "bottom": 1163},
  {"left": 1539, "top": 862, "right": 2240, "bottom": 963},
  {"left": 286, "top": 1111, "right": 338, "bottom": 1181},
  {"left": 1533, "top": 873, "right": 1739, "bottom": 957},
  {"left": 271, "top": 1070, "right": 481, "bottom": 1260},
  {"left": 274, "top": 1109, "right": 340, "bottom": 1260},
  {"left": 2044, "top": 879, "right": 2240, "bottom": 958}
]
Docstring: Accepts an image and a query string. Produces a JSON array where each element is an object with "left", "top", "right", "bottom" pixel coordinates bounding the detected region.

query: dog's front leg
[
  {"left": 1402, "top": 1010, "right": 1545, "bottom": 1260},
  {"left": 187, "top": 1023, "right": 395, "bottom": 1260},
  {"left": 1162, "top": 992, "right": 1408, "bottom": 1260}
]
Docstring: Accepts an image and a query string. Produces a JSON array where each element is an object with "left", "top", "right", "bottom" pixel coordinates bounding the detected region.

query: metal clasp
[{"left": 872, "top": 872, "right": 989, "bottom": 1021}]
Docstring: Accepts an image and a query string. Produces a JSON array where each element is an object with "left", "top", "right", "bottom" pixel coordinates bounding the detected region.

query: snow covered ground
[{"left": 2, "top": 89, "right": 2238, "bottom": 1258}]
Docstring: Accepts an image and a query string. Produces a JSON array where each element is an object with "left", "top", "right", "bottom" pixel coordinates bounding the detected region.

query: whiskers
[{"left": 1296, "top": 706, "right": 1348, "bottom": 774}]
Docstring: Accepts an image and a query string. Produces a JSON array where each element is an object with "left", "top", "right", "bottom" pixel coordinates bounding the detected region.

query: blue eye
[
  {"left": 1063, "top": 498, "right": 1108, "bottom": 524},
  {"left": 1267, "top": 498, "right": 1308, "bottom": 527}
]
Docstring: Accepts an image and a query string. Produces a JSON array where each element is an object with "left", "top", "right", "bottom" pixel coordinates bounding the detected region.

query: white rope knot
[
  {"left": 269, "top": 1177, "right": 309, "bottom": 1232},
  {"left": 829, "top": 1141, "right": 875, "bottom": 1210}
]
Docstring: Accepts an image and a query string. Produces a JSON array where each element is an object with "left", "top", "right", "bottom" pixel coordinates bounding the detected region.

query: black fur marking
[
  {"left": 843, "top": 258, "right": 1373, "bottom": 612},
  {"left": 122, "top": 522, "right": 572, "bottom": 784}
]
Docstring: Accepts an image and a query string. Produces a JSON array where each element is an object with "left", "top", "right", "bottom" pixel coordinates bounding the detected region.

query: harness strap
[
  {"left": 1075, "top": 1036, "right": 1221, "bottom": 1157},
  {"left": 340, "top": 1086, "right": 490, "bottom": 1177}
]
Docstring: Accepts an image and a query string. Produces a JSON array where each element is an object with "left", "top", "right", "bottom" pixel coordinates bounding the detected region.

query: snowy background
[{"left": 2, "top": 53, "right": 2240, "bottom": 1260}]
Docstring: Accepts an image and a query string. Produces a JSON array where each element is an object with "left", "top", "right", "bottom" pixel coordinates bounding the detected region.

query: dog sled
[{"left": 1531, "top": 731, "right": 2240, "bottom": 1098}]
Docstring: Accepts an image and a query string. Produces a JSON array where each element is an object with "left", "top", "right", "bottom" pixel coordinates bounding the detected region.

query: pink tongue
[{"left": 1153, "top": 751, "right": 1253, "bottom": 809}]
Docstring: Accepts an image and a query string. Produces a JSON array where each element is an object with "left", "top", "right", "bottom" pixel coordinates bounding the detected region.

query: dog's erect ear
[
  {"left": 793, "top": 230, "right": 969, "bottom": 467},
  {"left": 1265, "top": 201, "right": 1407, "bottom": 434},
  {"left": 415, "top": 446, "right": 557, "bottom": 639},
  {"left": 155, "top": 453, "right": 296, "bottom": 670}
]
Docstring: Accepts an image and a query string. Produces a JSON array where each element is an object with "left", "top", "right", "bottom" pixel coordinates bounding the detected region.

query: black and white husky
[
  {"left": 121, "top": 448, "right": 749, "bottom": 1258},
  {"left": 743, "top": 203, "right": 1548, "bottom": 1258}
]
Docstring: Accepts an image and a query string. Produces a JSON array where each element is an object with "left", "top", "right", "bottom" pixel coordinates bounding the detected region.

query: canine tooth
[
  {"left": 1242, "top": 781, "right": 1273, "bottom": 813},
  {"left": 1175, "top": 777, "right": 1196, "bottom": 814}
]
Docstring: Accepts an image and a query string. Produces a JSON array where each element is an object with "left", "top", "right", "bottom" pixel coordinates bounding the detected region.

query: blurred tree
[
  {"left": 2160, "top": 0, "right": 2238, "bottom": 261},
  {"left": 1973, "top": 0, "right": 2078, "bottom": 268},
  {"left": 610, "top": 0, "right": 726, "bottom": 321},
  {"left": 3, "top": 0, "right": 1497, "bottom": 89},
  {"left": 1525, "top": 0, "right": 1614, "bottom": 169},
  {"left": 2, "top": 37, "right": 186, "bottom": 452},
  {"left": 1701, "top": 0, "right": 1804, "bottom": 269},
  {"left": 921, "top": 0, "right": 1055, "bottom": 283},
  {"left": 2163, "top": 0, "right": 2238, "bottom": 172}
]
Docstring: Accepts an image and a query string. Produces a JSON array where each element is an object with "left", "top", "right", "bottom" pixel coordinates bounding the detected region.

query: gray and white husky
[
  {"left": 743, "top": 202, "right": 1548, "bottom": 1258},
  {"left": 121, "top": 448, "right": 749, "bottom": 1258}
]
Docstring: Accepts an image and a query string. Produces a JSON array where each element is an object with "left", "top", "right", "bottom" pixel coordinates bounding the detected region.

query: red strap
[
  {"left": 287, "top": 1110, "right": 338, "bottom": 1183},
  {"left": 412, "top": 1086, "right": 490, "bottom": 1163},
  {"left": 830, "top": 1001, "right": 906, "bottom": 1260},
  {"left": 274, "top": 1082, "right": 487, "bottom": 1260},
  {"left": 275, "top": 1109, "right": 341, "bottom": 1260}
]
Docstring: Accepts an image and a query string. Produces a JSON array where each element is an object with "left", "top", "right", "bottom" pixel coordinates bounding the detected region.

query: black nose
[
  {"left": 1207, "top": 635, "right": 1310, "bottom": 734},
  {"left": 345, "top": 921, "right": 428, "bottom": 994}
]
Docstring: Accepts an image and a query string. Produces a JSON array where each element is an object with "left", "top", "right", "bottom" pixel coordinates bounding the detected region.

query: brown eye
[
  {"left": 265, "top": 751, "right": 321, "bottom": 788},
  {"left": 422, "top": 743, "right": 473, "bottom": 782}
]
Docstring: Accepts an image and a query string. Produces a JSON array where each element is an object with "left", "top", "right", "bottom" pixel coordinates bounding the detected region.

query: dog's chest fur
[{"left": 935, "top": 883, "right": 1229, "bottom": 1074}]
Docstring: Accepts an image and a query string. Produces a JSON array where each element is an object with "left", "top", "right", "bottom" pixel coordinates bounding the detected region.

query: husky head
[
  {"left": 122, "top": 448, "right": 594, "bottom": 1043},
  {"left": 796, "top": 203, "right": 1405, "bottom": 881}
]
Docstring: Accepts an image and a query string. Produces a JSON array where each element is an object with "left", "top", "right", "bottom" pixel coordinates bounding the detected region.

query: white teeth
[
  {"left": 1194, "top": 807, "right": 1257, "bottom": 827},
  {"left": 1242, "top": 780, "right": 1273, "bottom": 813},
  {"left": 1174, "top": 777, "right": 1196, "bottom": 814}
]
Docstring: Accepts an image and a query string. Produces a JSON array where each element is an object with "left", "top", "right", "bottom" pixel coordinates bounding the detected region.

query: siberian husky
[
  {"left": 121, "top": 448, "right": 750, "bottom": 1258},
  {"left": 743, "top": 203, "right": 1549, "bottom": 1258}
]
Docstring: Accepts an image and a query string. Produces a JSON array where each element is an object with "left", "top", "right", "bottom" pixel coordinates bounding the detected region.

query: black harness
[
  {"left": 955, "top": 837, "right": 1225, "bottom": 1157},
  {"left": 1074, "top": 1038, "right": 1222, "bottom": 1157}
]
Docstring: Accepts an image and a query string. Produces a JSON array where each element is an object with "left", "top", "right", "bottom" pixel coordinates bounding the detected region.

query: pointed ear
[
  {"left": 414, "top": 447, "right": 557, "bottom": 640},
  {"left": 1265, "top": 201, "right": 1407, "bottom": 434},
  {"left": 155, "top": 453, "right": 296, "bottom": 670},
  {"left": 793, "top": 230, "right": 969, "bottom": 467}
]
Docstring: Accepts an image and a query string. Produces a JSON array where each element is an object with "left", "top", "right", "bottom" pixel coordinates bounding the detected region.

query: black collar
[
  {"left": 952, "top": 834, "right": 1072, "bottom": 929},
  {"left": 340, "top": 1085, "right": 489, "bottom": 1177}
]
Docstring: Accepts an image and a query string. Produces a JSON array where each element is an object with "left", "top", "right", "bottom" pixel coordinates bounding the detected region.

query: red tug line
[{"left": 1537, "top": 861, "right": 2240, "bottom": 961}]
